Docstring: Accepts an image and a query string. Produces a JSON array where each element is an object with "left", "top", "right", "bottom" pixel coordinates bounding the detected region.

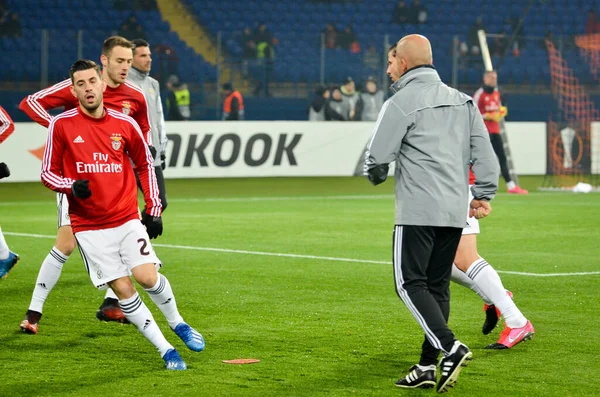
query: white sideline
[{"left": 4, "top": 231, "right": 600, "bottom": 277}]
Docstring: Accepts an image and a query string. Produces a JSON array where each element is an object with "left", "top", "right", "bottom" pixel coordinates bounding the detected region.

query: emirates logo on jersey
[
  {"left": 111, "top": 133, "right": 122, "bottom": 151},
  {"left": 122, "top": 101, "right": 131, "bottom": 115}
]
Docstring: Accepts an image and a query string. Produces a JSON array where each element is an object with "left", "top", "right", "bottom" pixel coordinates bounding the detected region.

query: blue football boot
[
  {"left": 163, "top": 348, "right": 187, "bottom": 370},
  {"left": 173, "top": 323, "right": 205, "bottom": 352},
  {"left": 0, "top": 251, "right": 19, "bottom": 279}
]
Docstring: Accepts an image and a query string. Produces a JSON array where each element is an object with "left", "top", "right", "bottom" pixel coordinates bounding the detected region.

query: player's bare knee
[
  {"left": 108, "top": 277, "right": 136, "bottom": 300},
  {"left": 55, "top": 226, "right": 77, "bottom": 256},
  {"left": 132, "top": 263, "right": 158, "bottom": 289},
  {"left": 453, "top": 256, "right": 469, "bottom": 272}
]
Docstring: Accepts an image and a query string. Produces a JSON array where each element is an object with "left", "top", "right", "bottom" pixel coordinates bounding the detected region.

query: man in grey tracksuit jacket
[
  {"left": 364, "top": 35, "right": 499, "bottom": 392},
  {"left": 128, "top": 39, "right": 169, "bottom": 211}
]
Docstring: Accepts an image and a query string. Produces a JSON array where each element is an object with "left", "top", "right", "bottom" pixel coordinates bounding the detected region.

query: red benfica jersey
[
  {"left": 472, "top": 87, "right": 501, "bottom": 134},
  {"left": 19, "top": 79, "right": 152, "bottom": 145},
  {"left": 0, "top": 105, "right": 15, "bottom": 143},
  {"left": 41, "top": 107, "right": 161, "bottom": 233}
]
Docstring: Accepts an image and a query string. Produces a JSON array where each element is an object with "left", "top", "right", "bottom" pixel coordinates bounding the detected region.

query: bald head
[{"left": 394, "top": 34, "right": 433, "bottom": 75}]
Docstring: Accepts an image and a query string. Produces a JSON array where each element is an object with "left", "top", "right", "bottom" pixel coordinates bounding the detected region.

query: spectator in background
[
  {"left": 0, "top": 10, "right": 21, "bottom": 38},
  {"left": 254, "top": 22, "right": 277, "bottom": 60},
  {"left": 166, "top": 75, "right": 190, "bottom": 121},
  {"left": 339, "top": 25, "right": 359, "bottom": 53},
  {"left": 325, "top": 86, "right": 347, "bottom": 121},
  {"left": 253, "top": 23, "right": 277, "bottom": 97},
  {"left": 363, "top": 44, "right": 380, "bottom": 72},
  {"left": 240, "top": 27, "right": 257, "bottom": 59},
  {"left": 152, "top": 44, "right": 179, "bottom": 81},
  {"left": 308, "top": 85, "right": 330, "bottom": 121},
  {"left": 586, "top": 10, "right": 600, "bottom": 34},
  {"left": 222, "top": 83, "right": 245, "bottom": 121},
  {"left": 355, "top": 77, "right": 384, "bottom": 121},
  {"left": 118, "top": 15, "right": 146, "bottom": 41},
  {"left": 393, "top": 1, "right": 409, "bottom": 25},
  {"left": 0, "top": 4, "right": 8, "bottom": 25},
  {"left": 239, "top": 27, "right": 256, "bottom": 77},
  {"left": 408, "top": 0, "right": 427, "bottom": 24},
  {"left": 491, "top": 30, "right": 508, "bottom": 56},
  {"left": 467, "top": 16, "right": 484, "bottom": 55},
  {"left": 340, "top": 77, "right": 360, "bottom": 120},
  {"left": 322, "top": 23, "right": 339, "bottom": 49}
]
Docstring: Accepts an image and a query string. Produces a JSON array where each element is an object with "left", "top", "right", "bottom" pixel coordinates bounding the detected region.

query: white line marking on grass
[
  {"left": 0, "top": 194, "right": 394, "bottom": 207},
  {"left": 5, "top": 231, "right": 600, "bottom": 277},
  {"left": 166, "top": 194, "right": 394, "bottom": 203}
]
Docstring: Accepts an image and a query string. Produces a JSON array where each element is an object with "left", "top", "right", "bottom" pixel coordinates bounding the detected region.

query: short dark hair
[
  {"left": 69, "top": 59, "right": 102, "bottom": 83},
  {"left": 102, "top": 36, "right": 133, "bottom": 57},
  {"left": 132, "top": 38, "right": 150, "bottom": 54},
  {"left": 388, "top": 44, "right": 397, "bottom": 54}
]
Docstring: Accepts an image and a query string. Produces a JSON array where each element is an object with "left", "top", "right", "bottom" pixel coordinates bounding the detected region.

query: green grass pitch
[{"left": 0, "top": 176, "right": 598, "bottom": 396}]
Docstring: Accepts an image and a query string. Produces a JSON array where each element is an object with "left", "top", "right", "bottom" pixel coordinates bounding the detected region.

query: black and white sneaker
[
  {"left": 437, "top": 342, "right": 472, "bottom": 393},
  {"left": 395, "top": 364, "right": 436, "bottom": 389}
]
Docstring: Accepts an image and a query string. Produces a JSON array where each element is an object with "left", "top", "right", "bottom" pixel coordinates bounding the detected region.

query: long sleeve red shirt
[{"left": 41, "top": 106, "right": 161, "bottom": 233}]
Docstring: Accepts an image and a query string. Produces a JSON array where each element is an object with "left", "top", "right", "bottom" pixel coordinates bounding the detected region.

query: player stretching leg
[
  {"left": 0, "top": 106, "right": 20, "bottom": 279},
  {"left": 19, "top": 36, "right": 156, "bottom": 333},
  {"left": 451, "top": 173, "right": 534, "bottom": 349},
  {"left": 41, "top": 60, "right": 204, "bottom": 369}
]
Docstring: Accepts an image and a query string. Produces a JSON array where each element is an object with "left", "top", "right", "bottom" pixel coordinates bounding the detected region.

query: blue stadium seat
[{"left": 0, "top": 0, "right": 595, "bottom": 89}]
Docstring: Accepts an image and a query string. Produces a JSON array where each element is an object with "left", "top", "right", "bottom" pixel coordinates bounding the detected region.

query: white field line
[
  {"left": 0, "top": 194, "right": 394, "bottom": 206},
  {"left": 4, "top": 232, "right": 599, "bottom": 277},
  {"left": 1, "top": 191, "right": 598, "bottom": 206}
]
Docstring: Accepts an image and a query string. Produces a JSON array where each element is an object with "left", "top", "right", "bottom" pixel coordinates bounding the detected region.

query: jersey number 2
[{"left": 137, "top": 238, "right": 150, "bottom": 256}]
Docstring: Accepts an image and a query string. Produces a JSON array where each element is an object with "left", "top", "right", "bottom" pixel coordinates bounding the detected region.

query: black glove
[
  {"left": 160, "top": 153, "right": 166, "bottom": 170},
  {"left": 72, "top": 180, "right": 92, "bottom": 199},
  {"left": 141, "top": 211, "right": 163, "bottom": 239},
  {"left": 366, "top": 164, "right": 389, "bottom": 186},
  {"left": 0, "top": 162, "right": 10, "bottom": 180},
  {"left": 149, "top": 145, "right": 157, "bottom": 159}
]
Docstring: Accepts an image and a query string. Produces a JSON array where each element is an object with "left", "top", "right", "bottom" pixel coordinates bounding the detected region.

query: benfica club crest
[
  {"left": 111, "top": 133, "right": 122, "bottom": 151},
  {"left": 122, "top": 101, "right": 131, "bottom": 115}
]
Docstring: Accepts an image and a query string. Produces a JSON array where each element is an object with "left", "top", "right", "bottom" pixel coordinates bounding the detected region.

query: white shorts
[
  {"left": 75, "top": 219, "right": 161, "bottom": 290},
  {"left": 462, "top": 186, "right": 480, "bottom": 235},
  {"left": 57, "top": 193, "right": 70, "bottom": 228}
]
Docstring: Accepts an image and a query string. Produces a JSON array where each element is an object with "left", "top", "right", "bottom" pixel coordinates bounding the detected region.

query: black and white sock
[
  {"left": 451, "top": 263, "right": 492, "bottom": 305},
  {"left": 466, "top": 258, "right": 527, "bottom": 328},
  {"left": 144, "top": 274, "right": 184, "bottom": 329},
  {"left": 119, "top": 292, "right": 173, "bottom": 357}
]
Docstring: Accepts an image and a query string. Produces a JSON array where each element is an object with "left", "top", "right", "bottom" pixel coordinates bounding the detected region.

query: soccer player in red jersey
[
  {"left": 473, "top": 71, "right": 528, "bottom": 194},
  {"left": 40, "top": 59, "right": 203, "bottom": 370},
  {"left": 19, "top": 37, "right": 155, "bottom": 334},
  {"left": 0, "top": 105, "right": 20, "bottom": 280}
]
